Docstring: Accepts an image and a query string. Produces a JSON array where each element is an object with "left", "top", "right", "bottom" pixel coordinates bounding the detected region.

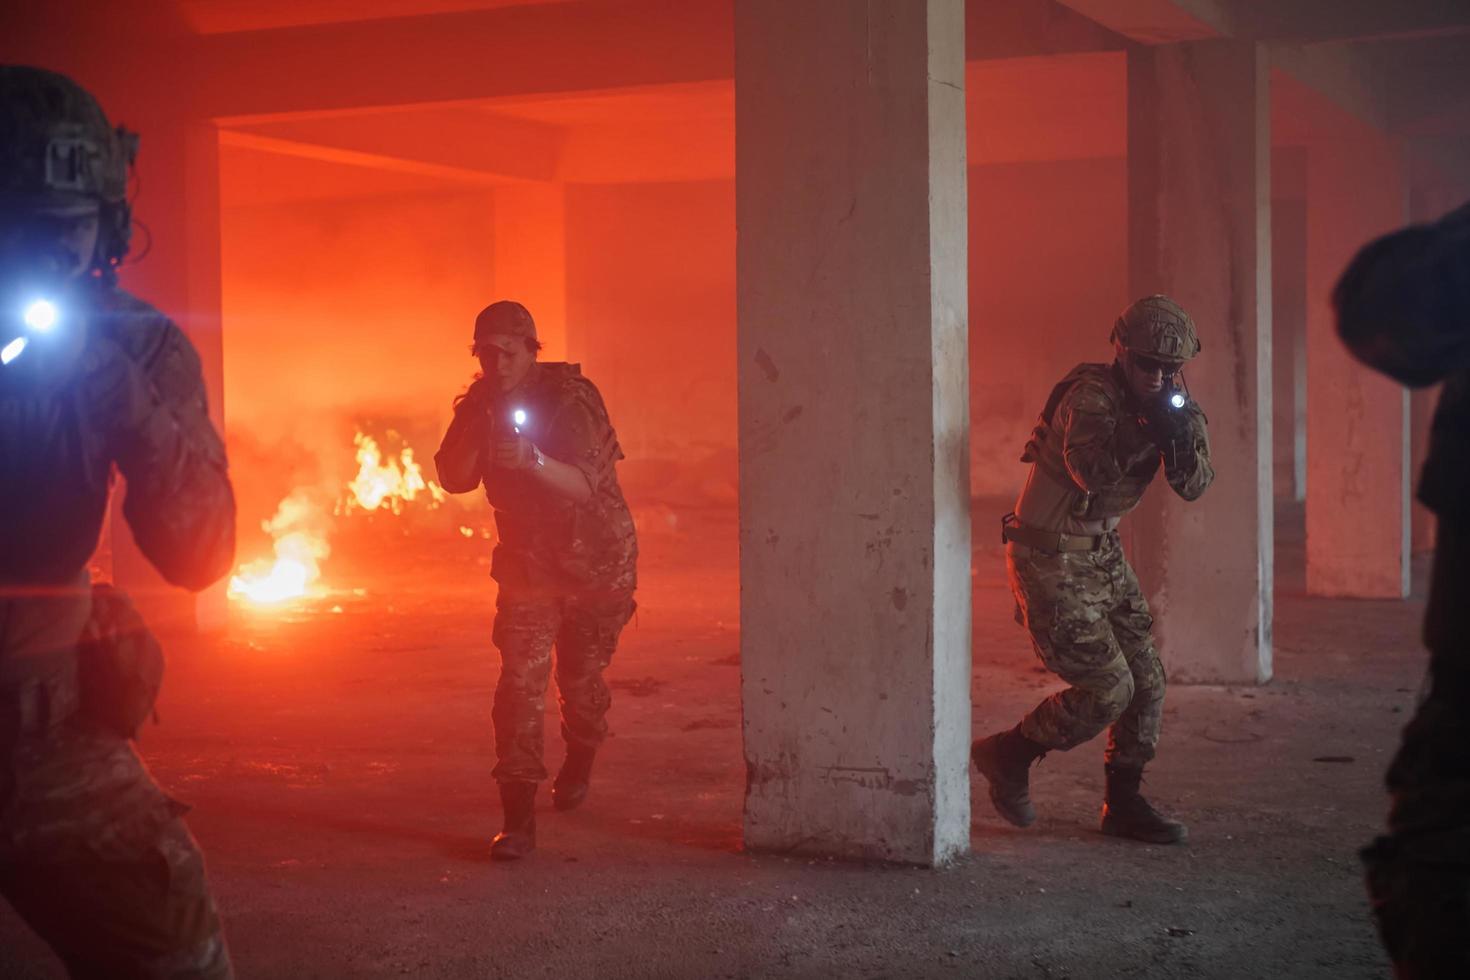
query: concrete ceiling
[
  {"left": 187, "top": 0, "right": 1466, "bottom": 203},
  {"left": 220, "top": 54, "right": 1131, "bottom": 206},
  {"left": 1056, "top": 0, "right": 1470, "bottom": 44},
  {"left": 175, "top": 0, "right": 572, "bottom": 34}
]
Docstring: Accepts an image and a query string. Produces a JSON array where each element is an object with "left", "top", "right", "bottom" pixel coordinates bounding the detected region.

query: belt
[{"left": 1000, "top": 513, "right": 1108, "bottom": 553}]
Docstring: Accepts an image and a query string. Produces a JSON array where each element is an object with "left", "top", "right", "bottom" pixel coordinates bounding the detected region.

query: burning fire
[
  {"left": 342, "top": 432, "right": 447, "bottom": 514},
  {"left": 230, "top": 429, "right": 456, "bottom": 608},
  {"left": 228, "top": 490, "right": 331, "bottom": 605}
]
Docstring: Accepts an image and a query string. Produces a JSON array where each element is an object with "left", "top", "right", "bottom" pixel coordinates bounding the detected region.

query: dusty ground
[{"left": 1, "top": 500, "right": 1418, "bottom": 978}]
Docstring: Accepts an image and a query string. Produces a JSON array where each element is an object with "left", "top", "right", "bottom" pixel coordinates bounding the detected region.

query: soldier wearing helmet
[
  {"left": 435, "top": 300, "right": 637, "bottom": 861},
  {"left": 1, "top": 66, "right": 235, "bottom": 976},
  {"left": 972, "top": 294, "right": 1214, "bottom": 844}
]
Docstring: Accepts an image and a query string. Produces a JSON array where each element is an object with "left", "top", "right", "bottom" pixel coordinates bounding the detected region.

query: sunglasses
[{"left": 1130, "top": 353, "right": 1182, "bottom": 379}]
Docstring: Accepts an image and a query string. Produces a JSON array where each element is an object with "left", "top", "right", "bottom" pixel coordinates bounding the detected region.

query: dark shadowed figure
[
  {"left": 1336, "top": 199, "right": 1470, "bottom": 979},
  {"left": 0, "top": 66, "right": 236, "bottom": 977}
]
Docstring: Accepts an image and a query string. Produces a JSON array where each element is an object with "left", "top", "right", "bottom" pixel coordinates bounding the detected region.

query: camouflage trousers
[
  {"left": 490, "top": 589, "right": 636, "bottom": 784},
  {"left": 1, "top": 588, "right": 231, "bottom": 979},
  {"left": 1006, "top": 533, "right": 1165, "bottom": 768},
  {"left": 1, "top": 720, "right": 232, "bottom": 979}
]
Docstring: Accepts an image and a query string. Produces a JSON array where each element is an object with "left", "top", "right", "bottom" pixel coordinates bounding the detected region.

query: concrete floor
[{"left": 1, "top": 500, "right": 1418, "bottom": 978}]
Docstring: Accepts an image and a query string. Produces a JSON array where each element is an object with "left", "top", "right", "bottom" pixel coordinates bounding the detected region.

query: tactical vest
[
  {"left": 1020, "top": 362, "right": 1160, "bottom": 522},
  {"left": 483, "top": 363, "right": 637, "bottom": 591}
]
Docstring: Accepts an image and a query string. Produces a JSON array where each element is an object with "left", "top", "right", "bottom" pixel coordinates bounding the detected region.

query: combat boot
[
  {"left": 491, "top": 781, "right": 537, "bottom": 861},
  {"left": 552, "top": 744, "right": 597, "bottom": 812},
  {"left": 1100, "top": 764, "right": 1188, "bottom": 844},
  {"left": 971, "top": 725, "right": 1047, "bottom": 828}
]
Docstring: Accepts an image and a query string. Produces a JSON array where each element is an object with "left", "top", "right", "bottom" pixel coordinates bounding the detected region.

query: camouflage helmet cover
[
  {"left": 1110, "top": 294, "right": 1201, "bottom": 362},
  {"left": 0, "top": 65, "right": 135, "bottom": 208}
]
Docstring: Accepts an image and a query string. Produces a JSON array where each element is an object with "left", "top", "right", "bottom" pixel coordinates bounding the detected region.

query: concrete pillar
[
  {"left": 1410, "top": 386, "right": 1438, "bottom": 554},
  {"left": 1304, "top": 139, "right": 1409, "bottom": 598},
  {"left": 1272, "top": 198, "right": 1308, "bottom": 503},
  {"left": 735, "top": 0, "right": 970, "bottom": 865},
  {"left": 493, "top": 183, "right": 568, "bottom": 362},
  {"left": 1126, "top": 41, "right": 1273, "bottom": 684}
]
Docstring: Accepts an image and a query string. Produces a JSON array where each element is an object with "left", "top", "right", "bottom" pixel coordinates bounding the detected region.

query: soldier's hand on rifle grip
[{"left": 492, "top": 432, "right": 540, "bottom": 471}]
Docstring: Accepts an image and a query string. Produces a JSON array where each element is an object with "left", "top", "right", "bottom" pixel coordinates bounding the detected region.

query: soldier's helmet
[
  {"left": 0, "top": 65, "right": 138, "bottom": 273},
  {"left": 1110, "top": 294, "right": 1201, "bottom": 363}
]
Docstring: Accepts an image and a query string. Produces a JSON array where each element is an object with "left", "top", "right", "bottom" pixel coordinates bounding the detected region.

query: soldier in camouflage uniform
[
  {"left": 0, "top": 67, "right": 236, "bottom": 976},
  {"left": 972, "top": 295, "right": 1214, "bottom": 844},
  {"left": 1335, "top": 200, "right": 1470, "bottom": 977},
  {"left": 435, "top": 301, "right": 637, "bottom": 861}
]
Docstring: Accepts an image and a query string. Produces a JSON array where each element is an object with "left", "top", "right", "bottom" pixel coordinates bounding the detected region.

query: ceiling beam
[
  {"left": 1053, "top": 0, "right": 1230, "bottom": 43},
  {"left": 965, "top": 0, "right": 1125, "bottom": 59},
  {"left": 194, "top": 0, "right": 733, "bottom": 120},
  {"left": 225, "top": 108, "right": 563, "bottom": 182},
  {"left": 1057, "top": 0, "right": 1470, "bottom": 45},
  {"left": 1245, "top": 1, "right": 1470, "bottom": 44},
  {"left": 218, "top": 130, "right": 510, "bottom": 186}
]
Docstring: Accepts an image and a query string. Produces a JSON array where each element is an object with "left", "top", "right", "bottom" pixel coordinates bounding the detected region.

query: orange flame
[
  {"left": 228, "top": 491, "right": 330, "bottom": 605},
  {"left": 343, "top": 432, "right": 447, "bottom": 515}
]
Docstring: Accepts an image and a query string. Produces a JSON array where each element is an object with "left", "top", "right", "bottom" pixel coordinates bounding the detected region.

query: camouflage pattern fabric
[
  {"left": 1008, "top": 535, "right": 1165, "bottom": 768},
  {"left": 1021, "top": 362, "right": 1213, "bottom": 526},
  {"left": 435, "top": 362, "right": 637, "bottom": 595},
  {"left": 490, "top": 591, "right": 636, "bottom": 784},
  {"left": 1, "top": 734, "right": 231, "bottom": 979},
  {"left": 436, "top": 361, "right": 639, "bottom": 784},
  {"left": 1, "top": 286, "right": 235, "bottom": 976},
  {"left": 1, "top": 285, "right": 235, "bottom": 589}
]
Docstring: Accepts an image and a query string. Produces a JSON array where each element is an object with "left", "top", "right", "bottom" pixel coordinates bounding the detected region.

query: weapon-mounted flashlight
[
  {"left": 24, "top": 299, "right": 58, "bottom": 332},
  {"left": 3, "top": 298, "right": 62, "bottom": 366},
  {"left": 1169, "top": 392, "right": 1186, "bottom": 410},
  {"left": 512, "top": 409, "right": 528, "bottom": 433}
]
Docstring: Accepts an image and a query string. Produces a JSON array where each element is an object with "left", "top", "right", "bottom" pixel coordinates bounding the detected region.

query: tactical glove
[{"left": 1141, "top": 400, "right": 1191, "bottom": 451}]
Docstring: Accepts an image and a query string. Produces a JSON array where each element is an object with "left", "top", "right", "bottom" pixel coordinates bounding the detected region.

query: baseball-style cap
[{"left": 472, "top": 300, "right": 536, "bottom": 353}]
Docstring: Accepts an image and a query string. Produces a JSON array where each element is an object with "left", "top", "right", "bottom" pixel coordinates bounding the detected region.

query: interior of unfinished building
[{"left": 2, "top": 0, "right": 1468, "bottom": 977}]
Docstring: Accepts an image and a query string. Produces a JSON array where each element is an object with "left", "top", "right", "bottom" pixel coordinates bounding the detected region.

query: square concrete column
[
  {"left": 1304, "top": 141, "right": 1409, "bottom": 598},
  {"left": 735, "top": 0, "right": 970, "bottom": 865},
  {"left": 1272, "top": 198, "right": 1308, "bottom": 503},
  {"left": 1126, "top": 41, "right": 1273, "bottom": 684}
]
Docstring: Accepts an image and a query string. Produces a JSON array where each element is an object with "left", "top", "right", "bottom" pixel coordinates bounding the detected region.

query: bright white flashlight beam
[
  {"left": 1, "top": 336, "right": 27, "bottom": 365},
  {"left": 23, "top": 299, "right": 57, "bottom": 333},
  {"left": 1170, "top": 393, "right": 1186, "bottom": 409},
  {"left": 512, "top": 409, "right": 527, "bottom": 430}
]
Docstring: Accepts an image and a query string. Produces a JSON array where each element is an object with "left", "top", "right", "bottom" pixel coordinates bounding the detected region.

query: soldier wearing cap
[
  {"left": 1, "top": 66, "right": 235, "bottom": 975},
  {"left": 435, "top": 301, "right": 637, "bottom": 861},
  {"left": 972, "top": 295, "right": 1214, "bottom": 844}
]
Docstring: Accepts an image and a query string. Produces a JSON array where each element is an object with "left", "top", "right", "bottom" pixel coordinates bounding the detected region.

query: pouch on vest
[{"left": 76, "top": 583, "right": 164, "bottom": 739}]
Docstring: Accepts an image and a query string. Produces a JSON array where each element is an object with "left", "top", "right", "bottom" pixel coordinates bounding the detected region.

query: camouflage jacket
[
  {"left": 1, "top": 284, "right": 234, "bottom": 695},
  {"left": 1017, "top": 361, "right": 1213, "bottom": 529},
  {"left": 435, "top": 362, "right": 637, "bottom": 594},
  {"left": 0, "top": 285, "right": 234, "bottom": 592}
]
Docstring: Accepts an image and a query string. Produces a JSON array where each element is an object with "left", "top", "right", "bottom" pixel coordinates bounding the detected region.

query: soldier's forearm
[
  {"left": 434, "top": 443, "right": 482, "bottom": 494},
  {"left": 529, "top": 453, "right": 594, "bottom": 504}
]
